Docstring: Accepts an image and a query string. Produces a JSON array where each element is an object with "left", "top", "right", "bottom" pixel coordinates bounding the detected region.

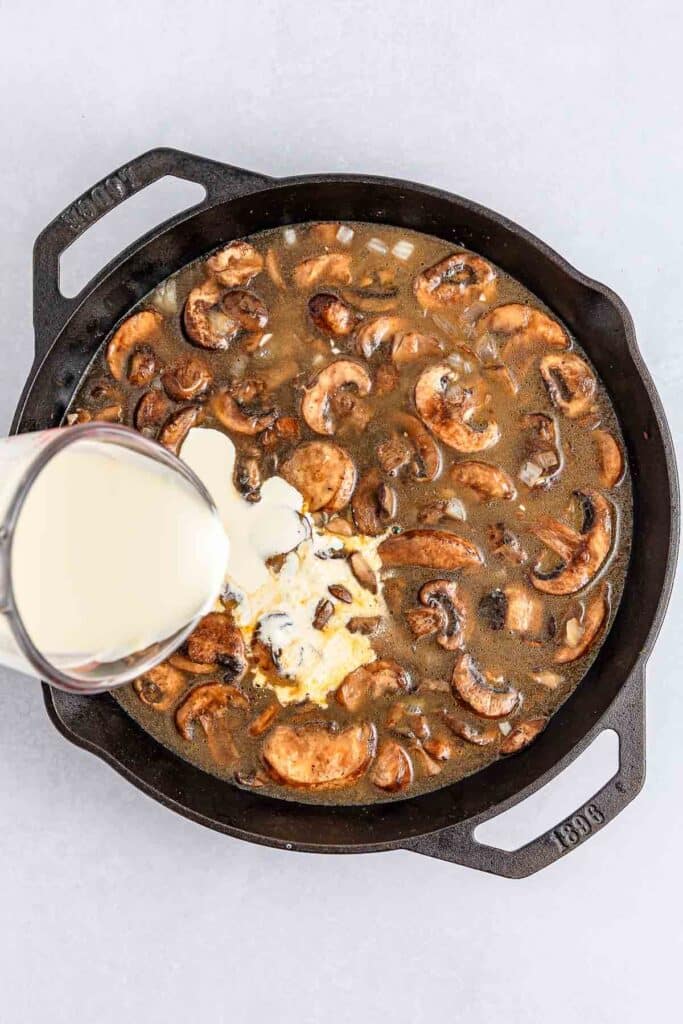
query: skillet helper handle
[
  {"left": 403, "top": 669, "right": 645, "bottom": 878},
  {"left": 32, "top": 147, "right": 272, "bottom": 357}
]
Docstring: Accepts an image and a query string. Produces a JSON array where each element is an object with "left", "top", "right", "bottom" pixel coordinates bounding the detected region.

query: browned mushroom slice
[
  {"left": 161, "top": 356, "right": 212, "bottom": 402},
  {"left": 184, "top": 282, "right": 267, "bottom": 350},
  {"left": 476, "top": 303, "right": 568, "bottom": 377},
  {"left": 134, "top": 390, "right": 171, "bottom": 432},
  {"left": 128, "top": 345, "right": 158, "bottom": 387},
  {"left": 265, "top": 248, "right": 285, "bottom": 289},
  {"left": 555, "top": 586, "right": 610, "bottom": 663},
  {"left": 175, "top": 681, "right": 249, "bottom": 741},
  {"left": 106, "top": 310, "right": 164, "bottom": 381},
  {"left": 348, "top": 552, "right": 378, "bottom": 593},
  {"left": 500, "top": 717, "right": 547, "bottom": 754},
  {"left": 487, "top": 522, "right": 527, "bottom": 564},
  {"left": 407, "top": 579, "right": 467, "bottom": 651},
  {"left": 391, "top": 332, "right": 443, "bottom": 366},
  {"left": 281, "top": 441, "right": 356, "bottom": 512},
  {"left": 210, "top": 388, "right": 276, "bottom": 436},
  {"left": 206, "top": 241, "right": 263, "bottom": 287},
  {"left": 168, "top": 653, "right": 215, "bottom": 674},
  {"left": 519, "top": 412, "right": 562, "bottom": 488},
  {"left": 301, "top": 360, "right": 372, "bottom": 435},
  {"left": 371, "top": 740, "right": 413, "bottom": 792},
  {"left": 441, "top": 711, "right": 499, "bottom": 746},
  {"left": 540, "top": 352, "right": 596, "bottom": 419},
  {"left": 414, "top": 363, "right": 499, "bottom": 452},
  {"left": 451, "top": 652, "right": 519, "bottom": 718},
  {"left": 414, "top": 252, "right": 496, "bottom": 310},
  {"left": 294, "top": 253, "right": 353, "bottom": 288},
  {"left": 308, "top": 293, "right": 361, "bottom": 337},
  {"left": 531, "top": 490, "right": 613, "bottom": 595},
  {"left": 378, "top": 412, "right": 442, "bottom": 481},
  {"left": 379, "top": 529, "right": 483, "bottom": 571},
  {"left": 308, "top": 222, "right": 341, "bottom": 245},
  {"left": 261, "top": 721, "right": 377, "bottom": 789},
  {"left": 186, "top": 613, "right": 247, "bottom": 681},
  {"left": 351, "top": 469, "right": 396, "bottom": 535},
  {"left": 594, "top": 430, "right": 624, "bottom": 487},
  {"left": 336, "top": 660, "right": 411, "bottom": 712},
  {"left": 354, "top": 316, "right": 407, "bottom": 358},
  {"left": 133, "top": 662, "right": 186, "bottom": 711},
  {"left": 450, "top": 460, "right": 516, "bottom": 502},
  {"left": 248, "top": 703, "right": 280, "bottom": 737},
  {"left": 158, "top": 405, "right": 202, "bottom": 454}
]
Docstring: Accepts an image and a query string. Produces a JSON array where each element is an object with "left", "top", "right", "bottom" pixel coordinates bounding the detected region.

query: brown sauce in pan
[{"left": 69, "top": 221, "right": 632, "bottom": 804}]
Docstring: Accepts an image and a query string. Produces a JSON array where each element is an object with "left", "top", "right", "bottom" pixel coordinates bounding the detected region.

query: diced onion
[
  {"left": 152, "top": 278, "right": 178, "bottom": 315},
  {"left": 431, "top": 314, "right": 457, "bottom": 337},
  {"left": 531, "top": 671, "right": 564, "bottom": 690},
  {"left": 499, "top": 721, "right": 512, "bottom": 736},
  {"left": 536, "top": 450, "right": 559, "bottom": 469},
  {"left": 519, "top": 461, "right": 543, "bottom": 487},
  {"left": 367, "top": 237, "right": 388, "bottom": 254},
  {"left": 392, "top": 239, "right": 414, "bottom": 261},
  {"left": 564, "top": 617, "right": 584, "bottom": 647},
  {"left": 283, "top": 227, "right": 297, "bottom": 246},
  {"left": 445, "top": 498, "right": 467, "bottom": 521},
  {"left": 336, "top": 225, "right": 354, "bottom": 245}
]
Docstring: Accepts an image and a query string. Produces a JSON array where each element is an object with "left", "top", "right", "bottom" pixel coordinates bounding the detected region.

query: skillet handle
[
  {"left": 403, "top": 669, "right": 645, "bottom": 878},
  {"left": 32, "top": 147, "right": 272, "bottom": 358}
]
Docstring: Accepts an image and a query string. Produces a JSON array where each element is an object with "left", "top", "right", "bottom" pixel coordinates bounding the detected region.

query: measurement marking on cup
[{"left": 548, "top": 803, "right": 605, "bottom": 854}]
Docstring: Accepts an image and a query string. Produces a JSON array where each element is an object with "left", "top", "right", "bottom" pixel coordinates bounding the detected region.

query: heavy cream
[
  {"left": 181, "top": 428, "right": 385, "bottom": 706},
  {"left": 6, "top": 437, "right": 229, "bottom": 670}
]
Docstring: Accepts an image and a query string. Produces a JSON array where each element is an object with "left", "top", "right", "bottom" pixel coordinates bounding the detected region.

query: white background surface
[{"left": 1, "top": 2, "right": 681, "bottom": 1021}]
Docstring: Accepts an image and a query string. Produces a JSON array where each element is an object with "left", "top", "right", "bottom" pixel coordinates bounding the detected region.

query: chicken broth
[{"left": 69, "top": 222, "right": 632, "bottom": 804}]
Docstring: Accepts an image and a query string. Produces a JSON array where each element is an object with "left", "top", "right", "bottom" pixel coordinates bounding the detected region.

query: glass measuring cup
[{"left": 0, "top": 423, "right": 226, "bottom": 694}]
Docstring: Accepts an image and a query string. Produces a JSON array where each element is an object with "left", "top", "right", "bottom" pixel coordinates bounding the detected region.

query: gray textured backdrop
[{"left": 0, "top": 1, "right": 681, "bottom": 1021}]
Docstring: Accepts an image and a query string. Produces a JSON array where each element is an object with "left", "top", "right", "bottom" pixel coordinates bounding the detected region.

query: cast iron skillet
[{"left": 12, "top": 148, "right": 679, "bottom": 878}]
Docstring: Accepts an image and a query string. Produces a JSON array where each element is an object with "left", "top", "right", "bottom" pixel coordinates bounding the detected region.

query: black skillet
[{"left": 12, "top": 148, "right": 679, "bottom": 877}]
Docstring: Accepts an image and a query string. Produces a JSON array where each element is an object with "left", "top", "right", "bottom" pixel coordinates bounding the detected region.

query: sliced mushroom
[
  {"left": 391, "top": 332, "right": 443, "bottom": 366},
  {"left": 500, "top": 717, "right": 547, "bottom": 755},
  {"left": 210, "top": 388, "right": 276, "bottom": 435},
  {"left": 161, "top": 356, "right": 213, "bottom": 401},
  {"left": 106, "top": 310, "right": 163, "bottom": 381},
  {"left": 540, "top": 352, "right": 596, "bottom": 418},
  {"left": 265, "top": 248, "right": 285, "bottom": 289},
  {"left": 406, "top": 579, "right": 467, "bottom": 650},
  {"left": 261, "top": 721, "right": 377, "bottom": 789},
  {"left": 175, "top": 682, "right": 249, "bottom": 741},
  {"left": 134, "top": 390, "right": 171, "bottom": 432},
  {"left": 414, "top": 252, "right": 496, "bottom": 310},
  {"left": 185, "top": 613, "right": 247, "bottom": 681},
  {"left": 477, "top": 303, "right": 568, "bottom": 376},
  {"left": 248, "top": 703, "right": 280, "bottom": 737},
  {"left": 294, "top": 253, "right": 353, "bottom": 288},
  {"left": 168, "top": 653, "right": 215, "bottom": 674},
  {"left": 441, "top": 711, "right": 499, "bottom": 746},
  {"left": 206, "top": 241, "right": 263, "bottom": 287},
  {"left": 348, "top": 551, "right": 378, "bottom": 593},
  {"left": 351, "top": 469, "right": 396, "bottom": 535},
  {"left": 308, "top": 293, "right": 361, "bottom": 336},
  {"left": 184, "top": 282, "right": 267, "bottom": 350},
  {"left": 555, "top": 586, "right": 610, "bottom": 663},
  {"left": 449, "top": 460, "right": 516, "bottom": 502},
  {"left": 133, "top": 662, "right": 186, "bottom": 711},
  {"left": 377, "top": 412, "right": 442, "bottom": 481},
  {"left": 354, "top": 316, "right": 406, "bottom": 358},
  {"left": 336, "top": 659, "right": 411, "bottom": 712},
  {"left": 371, "top": 740, "right": 413, "bottom": 792},
  {"left": 451, "top": 652, "right": 519, "bottom": 718},
  {"left": 487, "top": 522, "right": 527, "bottom": 565},
  {"left": 301, "top": 360, "right": 372, "bottom": 435},
  {"left": 158, "top": 405, "right": 202, "bottom": 453},
  {"left": 594, "top": 430, "right": 624, "bottom": 487},
  {"left": 379, "top": 529, "right": 483, "bottom": 571},
  {"left": 281, "top": 441, "right": 356, "bottom": 512},
  {"left": 414, "top": 363, "right": 499, "bottom": 452},
  {"left": 128, "top": 345, "right": 158, "bottom": 387},
  {"left": 531, "top": 490, "right": 613, "bottom": 595},
  {"left": 519, "top": 412, "right": 562, "bottom": 488}
]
